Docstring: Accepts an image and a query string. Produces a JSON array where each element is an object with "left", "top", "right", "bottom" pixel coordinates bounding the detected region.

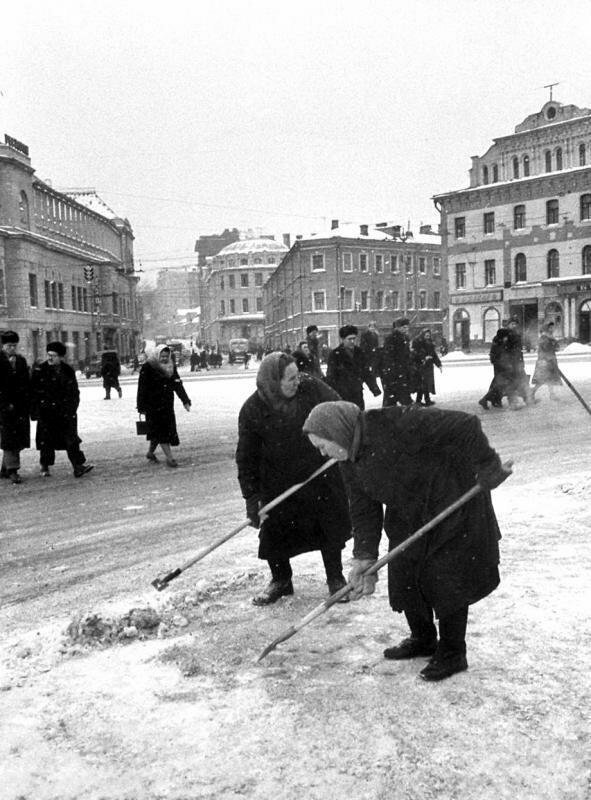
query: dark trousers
[
  {"left": 405, "top": 606, "right": 468, "bottom": 655},
  {"left": 40, "top": 443, "right": 86, "bottom": 469},
  {"left": 269, "top": 548, "right": 344, "bottom": 584}
]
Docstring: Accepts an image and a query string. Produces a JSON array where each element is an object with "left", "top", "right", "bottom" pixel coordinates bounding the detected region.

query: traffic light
[{"left": 83, "top": 265, "right": 95, "bottom": 282}]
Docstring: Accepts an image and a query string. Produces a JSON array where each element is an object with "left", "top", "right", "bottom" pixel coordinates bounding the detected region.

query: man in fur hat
[
  {"left": 30, "top": 341, "right": 94, "bottom": 478},
  {"left": 326, "top": 324, "right": 381, "bottom": 409},
  {"left": 0, "top": 331, "right": 30, "bottom": 484},
  {"left": 377, "top": 317, "right": 413, "bottom": 406}
]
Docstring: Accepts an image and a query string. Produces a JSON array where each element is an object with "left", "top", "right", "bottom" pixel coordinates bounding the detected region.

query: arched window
[
  {"left": 547, "top": 249, "right": 559, "bottom": 278},
  {"left": 483, "top": 307, "right": 501, "bottom": 342},
  {"left": 545, "top": 150, "right": 552, "bottom": 172},
  {"left": 546, "top": 198, "right": 559, "bottom": 225},
  {"left": 556, "top": 148, "right": 563, "bottom": 170},
  {"left": 583, "top": 245, "right": 591, "bottom": 274},
  {"left": 514, "top": 204, "right": 526, "bottom": 229},
  {"left": 515, "top": 253, "right": 527, "bottom": 283},
  {"left": 580, "top": 143, "right": 586, "bottom": 166},
  {"left": 512, "top": 157, "right": 519, "bottom": 178},
  {"left": 253, "top": 257, "right": 262, "bottom": 264},
  {"left": 482, "top": 165, "right": 489, "bottom": 184},
  {"left": 523, "top": 155, "right": 530, "bottom": 176},
  {"left": 492, "top": 163, "right": 499, "bottom": 182},
  {"left": 240, "top": 258, "right": 248, "bottom": 265},
  {"left": 19, "top": 191, "right": 30, "bottom": 227},
  {"left": 580, "top": 194, "right": 591, "bottom": 221}
]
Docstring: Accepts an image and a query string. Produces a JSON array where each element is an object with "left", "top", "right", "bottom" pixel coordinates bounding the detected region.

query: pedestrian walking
[
  {"left": 303, "top": 400, "right": 511, "bottom": 681},
  {"left": 137, "top": 345, "right": 191, "bottom": 468},
  {"left": 531, "top": 321, "right": 562, "bottom": 402},
  {"left": 305, "top": 325, "right": 324, "bottom": 379},
  {"left": 359, "top": 321, "right": 380, "bottom": 376},
  {"left": 0, "top": 331, "right": 30, "bottom": 484},
  {"left": 293, "top": 341, "right": 315, "bottom": 375},
  {"left": 30, "top": 341, "right": 94, "bottom": 478},
  {"left": 326, "top": 324, "right": 381, "bottom": 409},
  {"left": 377, "top": 317, "right": 413, "bottom": 407},
  {"left": 236, "top": 352, "right": 351, "bottom": 605},
  {"left": 411, "top": 328, "right": 442, "bottom": 406},
  {"left": 101, "top": 353, "right": 122, "bottom": 399}
]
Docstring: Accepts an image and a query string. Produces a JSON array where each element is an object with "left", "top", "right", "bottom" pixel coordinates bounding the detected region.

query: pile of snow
[{"left": 561, "top": 341, "right": 591, "bottom": 354}]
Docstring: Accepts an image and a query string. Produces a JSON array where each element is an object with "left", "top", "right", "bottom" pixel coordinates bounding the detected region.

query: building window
[
  {"left": 220, "top": 277, "right": 225, "bottom": 290},
  {"left": 579, "top": 143, "right": 586, "bottom": 166},
  {"left": 341, "top": 288, "right": 353, "bottom": 309},
  {"left": 230, "top": 299, "right": 236, "bottom": 314},
  {"left": 390, "top": 254, "right": 399, "bottom": 273},
  {"left": 483, "top": 211, "right": 495, "bottom": 234},
  {"left": 454, "top": 217, "right": 465, "bottom": 239},
  {"left": 240, "top": 273, "right": 249, "bottom": 287},
  {"left": 433, "top": 291, "right": 440, "bottom": 309},
  {"left": 405, "top": 255, "right": 413, "bottom": 274},
  {"left": 492, "top": 163, "right": 498, "bottom": 182},
  {"left": 267, "top": 257, "right": 276, "bottom": 264},
  {"left": 359, "top": 253, "right": 368, "bottom": 272},
  {"left": 360, "top": 290, "right": 369, "bottom": 310},
  {"left": 240, "top": 258, "right": 248, "bottom": 266},
  {"left": 375, "top": 290, "right": 384, "bottom": 308},
  {"left": 253, "top": 257, "right": 262, "bottom": 264},
  {"left": 29, "top": 274, "right": 38, "bottom": 306},
  {"left": 389, "top": 290, "right": 399, "bottom": 310},
  {"left": 44, "top": 280, "right": 51, "bottom": 307},
  {"left": 71, "top": 285, "right": 77, "bottom": 310},
  {"left": 220, "top": 300, "right": 225, "bottom": 315},
  {"left": 514, "top": 204, "right": 526, "bottom": 229},
  {"left": 556, "top": 148, "right": 563, "bottom": 170},
  {"left": 545, "top": 150, "right": 552, "bottom": 172},
  {"left": 229, "top": 274, "right": 235, "bottom": 289},
  {"left": 433, "top": 257, "right": 441, "bottom": 276},
  {"left": 546, "top": 199, "right": 559, "bottom": 225},
  {"left": 512, "top": 157, "right": 519, "bottom": 178},
  {"left": 82, "top": 287, "right": 89, "bottom": 312},
  {"left": 515, "top": 253, "right": 527, "bottom": 282},
  {"left": 455, "top": 263, "right": 466, "bottom": 289},
  {"left": 419, "top": 290, "right": 427, "bottom": 309},
  {"left": 547, "top": 249, "right": 559, "bottom": 278},
  {"left": 523, "top": 155, "right": 530, "bottom": 176},
  {"left": 343, "top": 252, "right": 352, "bottom": 272},
  {"left": 256, "top": 296, "right": 263, "bottom": 312},
  {"left": 583, "top": 246, "right": 591, "bottom": 274},
  {"left": 483, "top": 307, "right": 501, "bottom": 342},
  {"left": 312, "top": 291, "right": 326, "bottom": 311},
  {"left": 19, "top": 191, "right": 30, "bottom": 227},
  {"left": 242, "top": 298, "right": 249, "bottom": 312},
  {"left": 77, "top": 286, "right": 83, "bottom": 311},
  {"left": 255, "top": 272, "right": 263, "bottom": 286},
  {"left": 406, "top": 291, "right": 414, "bottom": 309},
  {"left": 484, "top": 259, "right": 496, "bottom": 285},
  {"left": 482, "top": 165, "right": 489, "bottom": 184},
  {"left": 375, "top": 254, "right": 383, "bottom": 273},
  {"left": 581, "top": 194, "right": 591, "bottom": 221},
  {"left": 418, "top": 257, "right": 426, "bottom": 274},
  {"left": 311, "top": 253, "right": 324, "bottom": 271},
  {"left": 0, "top": 270, "right": 5, "bottom": 305}
]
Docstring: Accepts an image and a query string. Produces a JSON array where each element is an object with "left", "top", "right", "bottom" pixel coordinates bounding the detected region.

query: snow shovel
[
  {"left": 151, "top": 457, "right": 338, "bottom": 591},
  {"left": 257, "top": 462, "right": 513, "bottom": 662},
  {"left": 557, "top": 368, "right": 591, "bottom": 416}
]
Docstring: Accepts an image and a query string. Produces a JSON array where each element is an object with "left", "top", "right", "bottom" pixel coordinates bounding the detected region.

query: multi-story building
[
  {"left": 152, "top": 267, "right": 200, "bottom": 339},
  {"left": 200, "top": 235, "right": 289, "bottom": 349},
  {"left": 0, "top": 134, "right": 142, "bottom": 365},
  {"left": 263, "top": 221, "right": 444, "bottom": 350},
  {"left": 434, "top": 100, "right": 591, "bottom": 349}
]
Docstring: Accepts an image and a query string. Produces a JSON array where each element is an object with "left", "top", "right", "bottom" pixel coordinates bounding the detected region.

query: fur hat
[
  {"left": 306, "top": 324, "right": 318, "bottom": 335},
  {"left": 339, "top": 324, "right": 358, "bottom": 339},
  {"left": 46, "top": 341, "right": 67, "bottom": 357},
  {"left": 1, "top": 330, "right": 19, "bottom": 344},
  {"left": 394, "top": 317, "right": 410, "bottom": 328}
]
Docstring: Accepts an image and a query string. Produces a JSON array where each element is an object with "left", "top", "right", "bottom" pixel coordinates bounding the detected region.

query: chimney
[
  {"left": 331, "top": 219, "right": 339, "bottom": 230},
  {"left": 283, "top": 233, "right": 291, "bottom": 248},
  {"left": 360, "top": 224, "right": 369, "bottom": 236},
  {"left": 296, "top": 234, "right": 303, "bottom": 240},
  {"left": 375, "top": 221, "right": 388, "bottom": 228},
  {"left": 391, "top": 225, "right": 401, "bottom": 238}
]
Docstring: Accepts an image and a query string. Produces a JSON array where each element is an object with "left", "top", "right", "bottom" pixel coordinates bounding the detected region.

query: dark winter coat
[
  {"left": 293, "top": 349, "right": 315, "bottom": 375},
  {"left": 326, "top": 345, "right": 380, "bottom": 409},
  {"left": 236, "top": 375, "right": 351, "bottom": 560},
  {"left": 340, "top": 405, "right": 502, "bottom": 619},
  {"left": 0, "top": 352, "right": 31, "bottom": 451},
  {"left": 411, "top": 336, "right": 442, "bottom": 396},
  {"left": 136, "top": 361, "right": 190, "bottom": 445},
  {"left": 101, "top": 359, "right": 121, "bottom": 389},
  {"left": 305, "top": 335, "right": 324, "bottom": 379},
  {"left": 377, "top": 330, "right": 412, "bottom": 405},
  {"left": 30, "top": 361, "right": 81, "bottom": 451},
  {"left": 359, "top": 329, "right": 380, "bottom": 373},
  {"left": 532, "top": 333, "right": 561, "bottom": 386}
]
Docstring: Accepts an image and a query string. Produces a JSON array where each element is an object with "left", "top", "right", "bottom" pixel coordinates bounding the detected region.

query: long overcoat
[
  {"left": 236, "top": 375, "right": 351, "bottom": 561},
  {"left": 411, "top": 337, "right": 442, "bottom": 396},
  {"left": 326, "top": 344, "right": 380, "bottom": 409},
  {"left": 137, "top": 362, "right": 190, "bottom": 445},
  {"left": 532, "top": 333, "right": 561, "bottom": 386},
  {"left": 0, "top": 352, "right": 31, "bottom": 450},
  {"left": 30, "top": 361, "right": 81, "bottom": 451},
  {"left": 340, "top": 405, "right": 502, "bottom": 619},
  {"left": 377, "top": 330, "right": 412, "bottom": 405}
]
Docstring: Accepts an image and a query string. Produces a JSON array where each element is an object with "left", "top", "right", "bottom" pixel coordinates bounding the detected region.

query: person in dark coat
[
  {"left": 293, "top": 341, "right": 315, "bottom": 375},
  {"left": 359, "top": 321, "right": 380, "bottom": 376},
  {"left": 305, "top": 325, "right": 324, "bottom": 379},
  {"left": 236, "top": 352, "right": 352, "bottom": 605},
  {"left": 137, "top": 345, "right": 191, "bottom": 467},
  {"left": 303, "top": 401, "right": 511, "bottom": 681},
  {"left": 478, "top": 327, "right": 512, "bottom": 409},
  {"left": 411, "top": 328, "right": 442, "bottom": 406},
  {"left": 326, "top": 324, "right": 381, "bottom": 409},
  {"left": 0, "top": 331, "right": 30, "bottom": 484},
  {"left": 377, "top": 317, "right": 413, "bottom": 406},
  {"left": 531, "top": 322, "right": 562, "bottom": 401},
  {"left": 30, "top": 341, "right": 94, "bottom": 478},
  {"left": 101, "top": 354, "right": 122, "bottom": 399}
]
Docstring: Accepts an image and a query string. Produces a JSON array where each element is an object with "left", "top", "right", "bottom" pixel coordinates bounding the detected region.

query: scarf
[
  {"left": 256, "top": 352, "right": 297, "bottom": 413},
  {"left": 302, "top": 401, "right": 362, "bottom": 460},
  {"left": 148, "top": 345, "right": 175, "bottom": 378}
]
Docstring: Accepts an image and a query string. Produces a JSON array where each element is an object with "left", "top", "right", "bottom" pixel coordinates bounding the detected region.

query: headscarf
[
  {"left": 303, "top": 401, "right": 362, "bottom": 460},
  {"left": 148, "top": 344, "right": 174, "bottom": 377},
  {"left": 256, "top": 351, "right": 296, "bottom": 412}
]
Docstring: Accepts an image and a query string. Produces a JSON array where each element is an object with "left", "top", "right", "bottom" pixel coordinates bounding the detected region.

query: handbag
[{"left": 136, "top": 414, "right": 148, "bottom": 436}]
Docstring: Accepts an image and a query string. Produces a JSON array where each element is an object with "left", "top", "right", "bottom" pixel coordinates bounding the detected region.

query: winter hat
[
  {"left": 394, "top": 317, "right": 410, "bottom": 328},
  {"left": 339, "top": 324, "right": 358, "bottom": 339},
  {"left": 306, "top": 324, "right": 318, "bottom": 335},
  {"left": 256, "top": 351, "right": 297, "bottom": 412},
  {"left": 46, "top": 341, "right": 66, "bottom": 357},
  {"left": 1, "top": 330, "right": 19, "bottom": 344},
  {"left": 303, "top": 401, "right": 361, "bottom": 453}
]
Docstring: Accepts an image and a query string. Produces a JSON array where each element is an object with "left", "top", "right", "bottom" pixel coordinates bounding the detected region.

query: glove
[
  {"left": 477, "top": 459, "right": 513, "bottom": 491},
  {"left": 246, "top": 495, "right": 261, "bottom": 528},
  {"left": 347, "top": 558, "right": 378, "bottom": 600}
]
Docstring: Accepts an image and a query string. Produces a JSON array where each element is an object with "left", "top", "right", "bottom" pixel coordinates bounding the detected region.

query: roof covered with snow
[
  {"left": 217, "top": 238, "right": 288, "bottom": 256},
  {"left": 60, "top": 188, "right": 120, "bottom": 220},
  {"left": 305, "top": 222, "right": 440, "bottom": 245}
]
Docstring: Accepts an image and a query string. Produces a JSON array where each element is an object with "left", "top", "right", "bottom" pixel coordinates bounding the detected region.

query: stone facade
[
  {"left": 434, "top": 101, "right": 591, "bottom": 348},
  {"left": 0, "top": 135, "right": 142, "bottom": 365}
]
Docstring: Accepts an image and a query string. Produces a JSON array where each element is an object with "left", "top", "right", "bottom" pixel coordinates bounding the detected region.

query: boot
[
  {"left": 74, "top": 464, "right": 94, "bottom": 478},
  {"left": 384, "top": 609, "right": 437, "bottom": 660},
  {"left": 420, "top": 606, "right": 468, "bottom": 681},
  {"left": 419, "top": 651, "right": 468, "bottom": 681},
  {"left": 252, "top": 580, "right": 294, "bottom": 606}
]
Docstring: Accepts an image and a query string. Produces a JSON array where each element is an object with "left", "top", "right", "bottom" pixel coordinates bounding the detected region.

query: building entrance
[
  {"left": 509, "top": 302, "right": 538, "bottom": 350},
  {"left": 580, "top": 300, "right": 591, "bottom": 343},
  {"left": 452, "top": 309, "right": 470, "bottom": 351}
]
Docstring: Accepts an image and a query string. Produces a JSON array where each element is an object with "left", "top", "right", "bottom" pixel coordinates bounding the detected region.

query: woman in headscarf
[
  {"left": 136, "top": 345, "right": 191, "bottom": 467},
  {"left": 236, "top": 352, "right": 351, "bottom": 605},
  {"left": 303, "top": 401, "right": 511, "bottom": 681},
  {"left": 531, "top": 321, "right": 562, "bottom": 402},
  {"left": 411, "top": 328, "right": 442, "bottom": 406}
]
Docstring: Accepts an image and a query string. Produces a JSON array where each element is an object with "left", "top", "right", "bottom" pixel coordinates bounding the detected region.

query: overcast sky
[{"left": 3, "top": 0, "right": 591, "bottom": 280}]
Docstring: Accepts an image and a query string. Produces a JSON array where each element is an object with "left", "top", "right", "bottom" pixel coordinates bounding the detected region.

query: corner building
[{"left": 434, "top": 101, "right": 591, "bottom": 348}]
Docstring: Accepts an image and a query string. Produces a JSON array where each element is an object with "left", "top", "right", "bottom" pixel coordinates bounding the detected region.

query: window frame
[
  {"left": 547, "top": 249, "right": 559, "bottom": 279},
  {"left": 455, "top": 262, "right": 466, "bottom": 290},
  {"left": 312, "top": 290, "right": 326, "bottom": 311},
  {"left": 311, "top": 253, "right": 325, "bottom": 272},
  {"left": 359, "top": 253, "right": 368, "bottom": 273},
  {"left": 484, "top": 259, "right": 496, "bottom": 286},
  {"left": 580, "top": 194, "right": 591, "bottom": 221},
  {"left": 342, "top": 252, "right": 353, "bottom": 272},
  {"left": 514, "top": 204, "right": 526, "bottom": 230},
  {"left": 515, "top": 253, "right": 527, "bottom": 283},
  {"left": 454, "top": 217, "right": 466, "bottom": 239},
  {"left": 483, "top": 211, "right": 495, "bottom": 235},
  {"left": 546, "top": 199, "right": 559, "bottom": 225}
]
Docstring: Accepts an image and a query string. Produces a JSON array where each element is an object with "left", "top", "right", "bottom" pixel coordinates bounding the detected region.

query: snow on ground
[{"left": 1, "top": 359, "right": 591, "bottom": 799}]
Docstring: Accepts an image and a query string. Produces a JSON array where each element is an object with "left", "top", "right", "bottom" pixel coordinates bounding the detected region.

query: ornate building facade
[
  {"left": 434, "top": 100, "right": 591, "bottom": 349},
  {"left": 0, "top": 134, "right": 142, "bottom": 365}
]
